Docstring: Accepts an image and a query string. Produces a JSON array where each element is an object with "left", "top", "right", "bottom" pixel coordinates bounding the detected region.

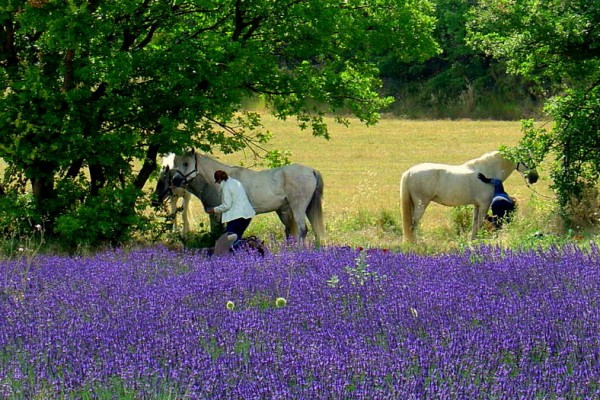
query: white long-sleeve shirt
[{"left": 213, "top": 178, "right": 256, "bottom": 223}]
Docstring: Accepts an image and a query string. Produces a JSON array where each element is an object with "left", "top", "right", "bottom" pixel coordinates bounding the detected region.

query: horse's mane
[
  {"left": 462, "top": 151, "right": 501, "bottom": 167},
  {"left": 197, "top": 152, "right": 238, "bottom": 171},
  {"left": 162, "top": 153, "right": 176, "bottom": 168},
  {"left": 462, "top": 150, "right": 517, "bottom": 181}
]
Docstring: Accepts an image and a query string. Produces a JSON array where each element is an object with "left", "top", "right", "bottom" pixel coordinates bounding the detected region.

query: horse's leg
[
  {"left": 293, "top": 213, "right": 308, "bottom": 242},
  {"left": 471, "top": 203, "right": 490, "bottom": 239},
  {"left": 285, "top": 179, "right": 315, "bottom": 243},
  {"left": 287, "top": 204, "right": 308, "bottom": 244},
  {"left": 181, "top": 192, "right": 191, "bottom": 234},
  {"left": 170, "top": 197, "right": 178, "bottom": 232},
  {"left": 410, "top": 198, "right": 430, "bottom": 236},
  {"left": 276, "top": 207, "right": 293, "bottom": 238},
  {"left": 471, "top": 206, "right": 479, "bottom": 239}
]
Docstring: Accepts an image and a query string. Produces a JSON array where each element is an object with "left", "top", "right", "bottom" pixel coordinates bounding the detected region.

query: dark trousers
[{"left": 225, "top": 218, "right": 252, "bottom": 241}]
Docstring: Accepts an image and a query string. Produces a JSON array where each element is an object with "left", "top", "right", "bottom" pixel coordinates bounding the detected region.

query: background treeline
[{"left": 380, "top": 0, "right": 544, "bottom": 120}]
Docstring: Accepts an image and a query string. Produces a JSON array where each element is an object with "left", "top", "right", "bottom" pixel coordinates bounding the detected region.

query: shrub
[
  {"left": 563, "top": 186, "right": 600, "bottom": 229},
  {"left": 449, "top": 205, "right": 472, "bottom": 235},
  {"left": 55, "top": 186, "right": 148, "bottom": 249}
]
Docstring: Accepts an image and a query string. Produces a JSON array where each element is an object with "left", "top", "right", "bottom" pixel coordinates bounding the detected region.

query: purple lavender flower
[{"left": 0, "top": 244, "right": 598, "bottom": 398}]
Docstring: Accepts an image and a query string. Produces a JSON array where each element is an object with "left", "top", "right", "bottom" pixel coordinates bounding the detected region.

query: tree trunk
[
  {"left": 30, "top": 162, "right": 57, "bottom": 231},
  {"left": 89, "top": 164, "right": 106, "bottom": 196},
  {"left": 134, "top": 144, "right": 159, "bottom": 190},
  {"left": 30, "top": 161, "right": 56, "bottom": 201}
]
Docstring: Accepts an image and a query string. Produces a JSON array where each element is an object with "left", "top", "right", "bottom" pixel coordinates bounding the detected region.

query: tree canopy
[
  {"left": 0, "top": 0, "right": 438, "bottom": 245},
  {"left": 467, "top": 0, "right": 600, "bottom": 210}
]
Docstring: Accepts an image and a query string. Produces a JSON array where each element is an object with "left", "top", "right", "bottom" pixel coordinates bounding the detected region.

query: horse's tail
[
  {"left": 307, "top": 169, "right": 325, "bottom": 244},
  {"left": 400, "top": 171, "right": 415, "bottom": 243}
]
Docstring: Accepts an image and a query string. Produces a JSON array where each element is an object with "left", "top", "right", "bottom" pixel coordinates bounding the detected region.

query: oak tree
[{"left": 0, "top": 0, "right": 437, "bottom": 245}]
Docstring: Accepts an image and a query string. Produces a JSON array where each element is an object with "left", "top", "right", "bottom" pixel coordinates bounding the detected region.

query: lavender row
[{"left": 1, "top": 245, "right": 599, "bottom": 398}]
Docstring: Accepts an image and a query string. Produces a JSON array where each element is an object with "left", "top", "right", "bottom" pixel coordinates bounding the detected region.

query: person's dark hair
[{"left": 214, "top": 170, "right": 229, "bottom": 183}]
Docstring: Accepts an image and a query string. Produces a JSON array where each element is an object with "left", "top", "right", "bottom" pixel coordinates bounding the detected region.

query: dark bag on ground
[{"left": 235, "top": 236, "right": 268, "bottom": 256}]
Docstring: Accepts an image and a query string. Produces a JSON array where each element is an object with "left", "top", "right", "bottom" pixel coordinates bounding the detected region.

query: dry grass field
[
  {"left": 0, "top": 115, "right": 559, "bottom": 251},
  {"left": 176, "top": 114, "right": 557, "bottom": 251}
]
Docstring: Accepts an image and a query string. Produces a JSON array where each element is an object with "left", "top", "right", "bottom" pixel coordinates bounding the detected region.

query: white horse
[
  {"left": 152, "top": 154, "right": 192, "bottom": 234},
  {"left": 168, "top": 149, "right": 325, "bottom": 243},
  {"left": 400, "top": 151, "right": 539, "bottom": 242}
]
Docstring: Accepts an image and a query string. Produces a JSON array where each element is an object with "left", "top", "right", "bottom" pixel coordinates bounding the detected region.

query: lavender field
[{"left": 1, "top": 245, "right": 599, "bottom": 399}]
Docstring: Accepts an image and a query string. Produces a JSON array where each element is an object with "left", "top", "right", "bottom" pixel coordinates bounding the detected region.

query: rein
[
  {"left": 515, "top": 161, "right": 555, "bottom": 200},
  {"left": 524, "top": 179, "right": 555, "bottom": 200},
  {"left": 515, "top": 161, "right": 530, "bottom": 181}
]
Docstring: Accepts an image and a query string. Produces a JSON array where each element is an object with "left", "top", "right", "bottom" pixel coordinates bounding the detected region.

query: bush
[
  {"left": 449, "top": 205, "right": 472, "bottom": 235},
  {"left": 563, "top": 186, "right": 600, "bottom": 229},
  {"left": 376, "top": 209, "right": 402, "bottom": 233},
  {"left": 0, "top": 193, "right": 43, "bottom": 235},
  {"left": 55, "top": 186, "right": 148, "bottom": 250}
]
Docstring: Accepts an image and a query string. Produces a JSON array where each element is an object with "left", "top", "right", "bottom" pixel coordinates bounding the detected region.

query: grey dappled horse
[
  {"left": 152, "top": 154, "right": 193, "bottom": 233},
  {"left": 400, "top": 151, "right": 539, "bottom": 242},
  {"left": 166, "top": 149, "right": 325, "bottom": 243}
]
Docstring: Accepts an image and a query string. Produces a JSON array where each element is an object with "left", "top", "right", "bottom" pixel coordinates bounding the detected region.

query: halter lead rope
[
  {"left": 515, "top": 161, "right": 555, "bottom": 200},
  {"left": 524, "top": 180, "right": 555, "bottom": 200}
]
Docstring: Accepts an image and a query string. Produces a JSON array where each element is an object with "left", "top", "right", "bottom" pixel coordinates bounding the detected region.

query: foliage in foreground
[{"left": 1, "top": 245, "right": 599, "bottom": 398}]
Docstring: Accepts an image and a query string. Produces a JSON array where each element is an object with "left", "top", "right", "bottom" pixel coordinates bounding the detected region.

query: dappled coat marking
[
  {"left": 170, "top": 150, "right": 325, "bottom": 243},
  {"left": 152, "top": 153, "right": 192, "bottom": 233}
]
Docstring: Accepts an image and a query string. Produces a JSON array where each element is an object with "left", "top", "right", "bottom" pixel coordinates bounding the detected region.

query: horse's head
[
  {"left": 516, "top": 161, "right": 539, "bottom": 185},
  {"left": 171, "top": 149, "right": 199, "bottom": 188},
  {"left": 488, "top": 149, "right": 539, "bottom": 185},
  {"left": 151, "top": 166, "right": 173, "bottom": 207}
]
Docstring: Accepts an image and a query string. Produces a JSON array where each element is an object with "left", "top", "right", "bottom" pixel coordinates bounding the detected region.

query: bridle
[
  {"left": 515, "top": 161, "right": 528, "bottom": 174},
  {"left": 516, "top": 160, "right": 554, "bottom": 199},
  {"left": 171, "top": 154, "right": 199, "bottom": 188}
]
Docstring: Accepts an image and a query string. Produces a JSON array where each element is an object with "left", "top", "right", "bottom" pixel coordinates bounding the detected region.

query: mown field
[{"left": 169, "top": 115, "right": 557, "bottom": 251}]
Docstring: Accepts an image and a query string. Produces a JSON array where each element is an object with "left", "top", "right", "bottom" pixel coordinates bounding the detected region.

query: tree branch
[
  {"left": 136, "top": 21, "right": 161, "bottom": 49},
  {"left": 245, "top": 83, "right": 297, "bottom": 96},
  {"left": 63, "top": 49, "right": 75, "bottom": 91},
  {"left": 1, "top": 17, "right": 19, "bottom": 69}
]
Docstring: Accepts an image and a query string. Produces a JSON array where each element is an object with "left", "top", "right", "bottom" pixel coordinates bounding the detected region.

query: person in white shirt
[{"left": 206, "top": 170, "right": 256, "bottom": 248}]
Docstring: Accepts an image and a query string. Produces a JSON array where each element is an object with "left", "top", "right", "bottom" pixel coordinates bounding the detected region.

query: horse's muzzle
[
  {"left": 172, "top": 172, "right": 187, "bottom": 188},
  {"left": 526, "top": 170, "right": 539, "bottom": 184}
]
